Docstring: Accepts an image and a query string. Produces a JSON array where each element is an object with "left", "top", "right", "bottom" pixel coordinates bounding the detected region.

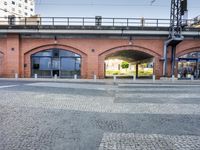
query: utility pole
[{"left": 163, "top": 0, "right": 187, "bottom": 77}]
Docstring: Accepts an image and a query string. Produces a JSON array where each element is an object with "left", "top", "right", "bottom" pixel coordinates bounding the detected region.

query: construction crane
[{"left": 162, "top": 0, "right": 188, "bottom": 77}]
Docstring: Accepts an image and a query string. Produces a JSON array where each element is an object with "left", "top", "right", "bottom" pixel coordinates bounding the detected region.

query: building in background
[{"left": 0, "top": 0, "right": 35, "bottom": 24}]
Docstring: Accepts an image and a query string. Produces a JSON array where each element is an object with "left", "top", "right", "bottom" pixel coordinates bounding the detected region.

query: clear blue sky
[{"left": 35, "top": 0, "right": 200, "bottom": 19}]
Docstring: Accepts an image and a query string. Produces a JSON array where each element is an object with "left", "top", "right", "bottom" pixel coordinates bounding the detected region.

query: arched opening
[
  {"left": 0, "top": 52, "right": 4, "bottom": 77},
  {"left": 178, "top": 51, "right": 200, "bottom": 79},
  {"left": 105, "top": 50, "right": 154, "bottom": 78},
  {"left": 31, "top": 48, "right": 81, "bottom": 78}
]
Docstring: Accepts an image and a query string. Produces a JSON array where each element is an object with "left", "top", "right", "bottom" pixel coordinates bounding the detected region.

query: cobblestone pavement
[{"left": 0, "top": 80, "right": 200, "bottom": 150}]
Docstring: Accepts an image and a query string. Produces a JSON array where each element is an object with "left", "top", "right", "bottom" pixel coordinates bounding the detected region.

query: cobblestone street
[{"left": 0, "top": 80, "right": 200, "bottom": 150}]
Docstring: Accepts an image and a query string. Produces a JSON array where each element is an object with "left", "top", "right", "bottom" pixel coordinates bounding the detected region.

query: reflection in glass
[
  {"left": 61, "top": 58, "right": 75, "bottom": 71},
  {"left": 40, "top": 57, "right": 51, "bottom": 70},
  {"left": 52, "top": 58, "right": 60, "bottom": 70}
]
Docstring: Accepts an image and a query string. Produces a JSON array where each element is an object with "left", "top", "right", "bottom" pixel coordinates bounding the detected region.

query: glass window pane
[
  {"left": 40, "top": 57, "right": 51, "bottom": 70},
  {"left": 75, "top": 58, "right": 81, "bottom": 70},
  {"left": 52, "top": 58, "right": 60, "bottom": 70},
  {"left": 60, "top": 50, "right": 80, "bottom": 57},
  {"left": 61, "top": 58, "right": 75, "bottom": 71},
  {"left": 33, "top": 50, "right": 52, "bottom": 57},
  {"left": 32, "top": 57, "right": 40, "bottom": 69}
]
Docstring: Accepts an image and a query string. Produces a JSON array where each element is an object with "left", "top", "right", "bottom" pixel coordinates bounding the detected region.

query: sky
[{"left": 35, "top": 0, "right": 200, "bottom": 19}]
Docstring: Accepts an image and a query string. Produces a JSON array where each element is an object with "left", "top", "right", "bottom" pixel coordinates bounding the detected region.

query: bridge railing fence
[{"left": 0, "top": 16, "right": 197, "bottom": 29}]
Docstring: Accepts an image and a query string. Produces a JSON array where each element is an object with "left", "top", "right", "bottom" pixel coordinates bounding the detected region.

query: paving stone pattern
[{"left": 0, "top": 81, "right": 200, "bottom": 150}]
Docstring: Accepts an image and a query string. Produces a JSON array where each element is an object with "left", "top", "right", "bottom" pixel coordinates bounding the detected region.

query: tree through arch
[{"left": 99, "top": 45, "right": 161, "bottom": 78}]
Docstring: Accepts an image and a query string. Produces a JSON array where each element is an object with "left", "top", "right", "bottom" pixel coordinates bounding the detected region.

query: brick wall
[{"left": 0, "top": 34, "right": 200, "bottom": 78}]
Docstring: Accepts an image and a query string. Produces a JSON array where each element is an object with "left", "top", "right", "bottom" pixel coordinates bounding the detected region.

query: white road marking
[{"left": 0, "top": 85, "right": 18, "bottom": 89}]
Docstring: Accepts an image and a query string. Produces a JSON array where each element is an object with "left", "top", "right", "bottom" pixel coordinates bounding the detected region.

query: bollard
[
  {"left": 54, "top": 74, "right": 57, "bottom": 79},
  {"left": 171, "top": 75, "right": 175, "bottom": 82},
  {"left": 15, "top": 73, "right": 18, "bottom": 79},
  {"left": 74, "top": 74, "right": 77, "bottom": 80},
  {"left": 94, "top": 75, "right": 97, "bottom": 82},
  {"left": 152, "top": 75, "right": 156, "bottom": 83},
  {"left": 134, "top": 75, "right": 136, "bottom": 81},
  {"left": 34, "top": 74, "right": 38, "bottom": 79},
  {"left": 177, "top": 74, "right": 181, "bottom": 79},
  {"left": 191, "top": 75, "right": 194, "bottom": 81},
  {"left": 113, "top": 75, "right": 117, "bottom": 82}
]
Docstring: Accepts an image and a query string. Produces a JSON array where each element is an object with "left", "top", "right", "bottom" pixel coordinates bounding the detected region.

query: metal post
[
  {"left": 153, "top": 75, "right": 156, "bottom": 83},
  {"left": 133, "top": 75, "right": 136, "bottom": 81},
  {"left": 83, "top": 18, "right": 85, "bottom": 27},
  {"left": 172, "top": 75, "right": 175, "bottom": 82},
  {"left": 171, "top": 46, "right": 176, "bottom": 76},
  {"left": 67, "top": 17, "right": 69, "bottom": 27},
  {"left": 52, "top": 17, "right": 54, "bottom": 26},
  {"left": 74, "top": 74, "right": 77, "bottom": 79},
  {"left": 54, "top": 74, "right": 57, "bottom": 79},
  {"left": 25, "top": 17, "right": 27, "bottom": 26},
  {"left": 191, "top": 75, "right": 194, "bottom": 81},
  {"left": 156, "top": 19, "right": 159, "bottom": 28},
  {"left": 113, "top": 75, "right": 117, "bottom": 82},
  {"left": 94, "top": 75, "right": 97, "bottom": 82},
  {"left": 34, "top": 74, "right": 38, "bottom": 79},
  {"left": 136, "top": 63, "right": 139, "bottom": 78},
  {"left": 163, "top": 42, "right": 168, "bottom": 77},
  {"left": 15, "top": 73, "right": 18, "bottom": 79}
]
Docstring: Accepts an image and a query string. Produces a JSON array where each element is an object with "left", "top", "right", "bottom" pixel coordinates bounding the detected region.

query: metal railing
[{"left": 0, "top": 16, "right": 197, "bottom": 29}]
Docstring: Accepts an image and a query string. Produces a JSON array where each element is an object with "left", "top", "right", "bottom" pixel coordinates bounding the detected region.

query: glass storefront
[
  {"left": 178, "top": 51, "right": 200, "bottom": 79},
  {"left": 31, "top": 49, "right": 81, "bottom": 78}
]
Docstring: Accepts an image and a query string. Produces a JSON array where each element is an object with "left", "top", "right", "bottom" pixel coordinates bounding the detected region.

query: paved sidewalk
[
  {"left": 0, "top": 80, "right": 200, "bottom": 150},
  {"left": 0, "top": 77, "right": 200, "bottom": 85}
]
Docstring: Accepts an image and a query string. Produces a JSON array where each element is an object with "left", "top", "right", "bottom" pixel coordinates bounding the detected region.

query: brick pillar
[
  {"left": 98, "top": 55, "right": 106, "bottom": 79},
  {"left": 5, "top": 34, "right": 20, "bottom": 77},
  {"left": 154, "top": 56, "right": 162, "bottom": 79},
  {"left": 87, "top": 52, "right": 98, "bottom": 79}
]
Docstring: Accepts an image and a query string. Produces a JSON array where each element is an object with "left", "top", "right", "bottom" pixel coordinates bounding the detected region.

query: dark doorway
[{"left": 53, "top": 70, "right": 59, "bottom": 77}]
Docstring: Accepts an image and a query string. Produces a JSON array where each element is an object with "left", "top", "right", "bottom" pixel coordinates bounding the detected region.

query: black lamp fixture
[
  {"left": 54, "top": 36, "right": 57, "bottom": 44},
  {"left": 128, "top": 36, "right": 133, "bottom": 45}
]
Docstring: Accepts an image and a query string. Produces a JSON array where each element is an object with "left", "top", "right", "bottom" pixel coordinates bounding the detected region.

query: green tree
[{"left": 121, "top": 61, "right": 129, "bottom": 69}]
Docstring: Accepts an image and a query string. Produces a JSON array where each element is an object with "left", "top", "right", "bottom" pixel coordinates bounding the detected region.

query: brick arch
[
  {"left": 98, "top": 45, "right": 162, "bottom": 78},
  {"left": 24, "top": 44, "right": 88, "bottom": 78},
  {"left": 24, "top": 44, "right": 87, "bottom": 57},
  {"left": 177, "top": 47, "right": 200, "bottom": 57},
  {"left": 99, "top": 45, "right": 161, "bottom": 59}
]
